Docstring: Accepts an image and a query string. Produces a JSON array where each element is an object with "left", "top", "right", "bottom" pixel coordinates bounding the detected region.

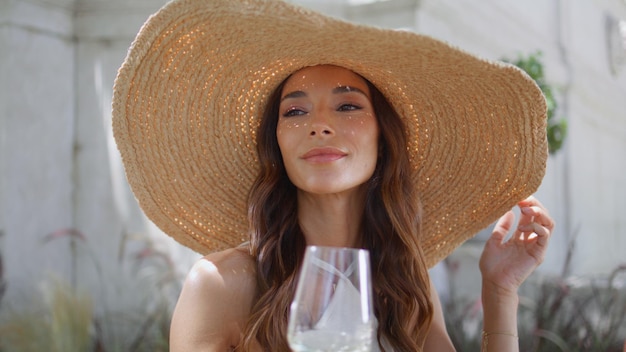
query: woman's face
[{"left": 276, "top": 65, "right": 380, "bottom": 195}]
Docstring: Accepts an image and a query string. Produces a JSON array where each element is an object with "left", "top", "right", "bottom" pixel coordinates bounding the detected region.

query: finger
[
  {"left": 518, "top": 222, "right": 550, "bottom": 237},
  {"left": 512, "top": 207, "right": 534, "bottom": 242},
  {"left": 517, "top": 195, "right": 542, "bottom": 208},
  {"left": 514, "top": 196, "right": 555, "bottom": 243},
  {"left": 491, "top": 210, "right": 515, "bottom": 244},
  {"left": 517, "top": 222, "right": 550, "bottom": 247},
  {"left": 521, "top": 205, "right": 555, "bottom": 230},
  {"left": 518, "top": 196, "right": 554, "bottom": 227}
]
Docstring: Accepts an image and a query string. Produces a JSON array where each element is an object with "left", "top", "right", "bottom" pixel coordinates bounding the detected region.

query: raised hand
[{"left": 479, "top": 196, "right": 555, "bottom": 295}]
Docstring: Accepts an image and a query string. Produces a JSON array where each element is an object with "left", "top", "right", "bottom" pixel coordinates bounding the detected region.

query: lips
[{"left": 301, "top": 147, "right": 347, "bottom": 163}]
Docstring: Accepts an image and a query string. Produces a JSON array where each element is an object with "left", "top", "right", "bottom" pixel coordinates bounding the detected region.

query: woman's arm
[
  {"left": 424, "top": 197, "right": 552, "bottom": 352},
  {"left": 170, "top": 248, "right": 256, "bottom": 351},
  {"left": 479, "top": 196, "right": 554, "bottom": 351},
  {"left": 480, "top": 282, "right": 519, "bottom": 351}
]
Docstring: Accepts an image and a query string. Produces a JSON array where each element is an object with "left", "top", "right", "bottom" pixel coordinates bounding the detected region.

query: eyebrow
[
  {"left": 280, "top": 85, "right": 370, "bottom": 102},
  {"left": 281, "top": 90, "right": 307, "bottom": 102}
]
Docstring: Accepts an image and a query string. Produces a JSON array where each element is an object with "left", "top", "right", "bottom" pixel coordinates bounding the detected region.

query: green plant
[
  {"left": 519, "top": 265, "right": 626, "bottom": 352},
  {"left": 503, "top": 52, "right": 568, "bottom": 154},
  {"left": 0, "top": 278, "right": 94, "bottom": 352},
  {"left": 0, "top": 229, "right": 182, "bottom": 352},
  {"left": 444, "top": 265, "right": 626, "bottom": 352},
  {"left": 444, "top": 259, "right": 626, "bottom": 351}
]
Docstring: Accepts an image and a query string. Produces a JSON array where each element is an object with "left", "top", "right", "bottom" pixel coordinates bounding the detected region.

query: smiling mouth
[{"left": 301, "top": 147, "right": 347, "bottom": 163}]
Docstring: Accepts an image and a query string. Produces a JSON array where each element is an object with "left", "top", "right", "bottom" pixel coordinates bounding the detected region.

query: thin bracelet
[{"left": 481, "top": 331, "right": 519, "bottom": 351}]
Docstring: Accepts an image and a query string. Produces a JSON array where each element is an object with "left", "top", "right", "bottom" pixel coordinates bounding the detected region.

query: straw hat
[{"left": 112, "top": 0, "right": 547, "bottom": 267}]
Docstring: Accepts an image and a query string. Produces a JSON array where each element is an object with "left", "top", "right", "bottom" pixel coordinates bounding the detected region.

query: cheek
[
  {"left": 360, "top": 118, "right": 381, "bottom": 164},
  {"left": 342, "top": 115, "right": 379, "bottom": 147},
  {"left": 278, "top": 118, "right": 307, "bottom": 131},
  {"left": 276, "top": 120, "right": 306, "bottom": 155}
]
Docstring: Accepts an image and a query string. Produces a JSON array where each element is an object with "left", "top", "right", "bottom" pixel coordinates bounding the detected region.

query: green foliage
[
  {"left": 444, "top": 264, "right": 626, "bottom": 352},
  {"left": 0, "top": 231, "right": 179, "bottom": 352},
  {"left": 518, "top": 266, "right": 626, "bottom": 352},
  {"left": 504, "top": 52, "right": 568, "bottom": 154},
  {"left": 0, "top": 279, "right": 93, "bottom": 352}
]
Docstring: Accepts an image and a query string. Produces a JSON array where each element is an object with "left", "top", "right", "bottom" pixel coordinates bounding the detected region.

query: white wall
[
  {"left": 0, "top": 0, "right": 198, "bottom": 316},
  {"left": 564, "top": 1, "right": 626, "bottom": 275},
  {"left": 1, "top": 0, "right": 625, "bottom": 316},
  {"left": 70, "top": 0, "right": 198, "bottom": 314},
  {"left": 1, "top": 0, "right": 76, "bottom": 307}
]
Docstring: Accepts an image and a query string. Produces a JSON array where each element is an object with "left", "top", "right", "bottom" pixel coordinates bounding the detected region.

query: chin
[{"left": 297, "top": 180, "right": 368, "bottom": 196}]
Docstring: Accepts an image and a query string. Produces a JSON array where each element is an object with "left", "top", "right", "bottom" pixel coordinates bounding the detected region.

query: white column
[
  {"left": 73, "top": 0, "right": 199, "bottom": 316},
  {"left": 0, "top": 0, "right": 76, "bottom": 307}
]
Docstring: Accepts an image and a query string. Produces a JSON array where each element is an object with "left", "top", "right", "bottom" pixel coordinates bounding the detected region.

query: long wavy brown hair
[{"left": 240, "top": 69, "right": 433, "bottom": 351}]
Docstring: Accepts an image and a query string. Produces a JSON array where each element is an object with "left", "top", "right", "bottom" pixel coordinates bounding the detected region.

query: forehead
[{"left": 281, "top": 65, "right": 369, "bottom": 94}]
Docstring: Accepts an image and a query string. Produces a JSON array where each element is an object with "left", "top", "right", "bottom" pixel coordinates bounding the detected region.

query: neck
[{"left": 296, "top": 186, "right": 367, "bottom": 248}]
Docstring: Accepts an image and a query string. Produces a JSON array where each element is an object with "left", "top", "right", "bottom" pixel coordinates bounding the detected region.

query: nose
[{"left": 309, "top": 112, "right": 334, "bottom": 137}]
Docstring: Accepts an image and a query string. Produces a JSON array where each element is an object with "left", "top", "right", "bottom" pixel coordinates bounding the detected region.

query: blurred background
[{"left": 1, "top": 0, "right": 625, "bottom": 350}]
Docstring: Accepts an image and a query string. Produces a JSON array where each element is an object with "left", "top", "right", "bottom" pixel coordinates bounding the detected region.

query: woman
[{"left": 112, "top": 1, "right": 553, "bottom": 351}]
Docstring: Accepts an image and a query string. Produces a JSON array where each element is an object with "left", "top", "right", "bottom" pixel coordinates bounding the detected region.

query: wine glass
[{"left": 287, "top": 246, "right": 374, "bottom": 352}]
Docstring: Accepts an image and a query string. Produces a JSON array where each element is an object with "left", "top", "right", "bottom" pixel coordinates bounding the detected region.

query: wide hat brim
[{"left": 112, "top": 0, "right": 548, "bottom": 268}]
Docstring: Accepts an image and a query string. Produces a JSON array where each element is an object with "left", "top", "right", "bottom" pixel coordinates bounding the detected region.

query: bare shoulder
[
  {"left": 199, "top": 246, "right": 257, "bottom": 280},
  {"left": 170, "top": 247, "right": 257, "bottom": 351},
  {"left": 187, "top": 247, "right": 257, "bottom": 300}
]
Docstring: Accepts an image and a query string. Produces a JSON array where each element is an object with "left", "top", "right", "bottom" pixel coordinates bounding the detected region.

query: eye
[
  {"left": 338, "top": 103, "right": 362, "bottom": 112},
  {"left": 282, "top": 108, "right": 307, "bottom": 117}
]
